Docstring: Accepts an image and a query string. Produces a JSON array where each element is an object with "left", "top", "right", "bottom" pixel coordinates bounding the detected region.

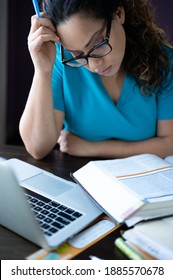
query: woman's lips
[{"left": 97, "top": 65, "right": 112, "bottom": 75}]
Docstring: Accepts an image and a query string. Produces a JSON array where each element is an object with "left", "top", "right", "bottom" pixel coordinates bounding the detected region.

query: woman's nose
[{"left": 87, "top": 57, "right": 103, "bottom": 71}]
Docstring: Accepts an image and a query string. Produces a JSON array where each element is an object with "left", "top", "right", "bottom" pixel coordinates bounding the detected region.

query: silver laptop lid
[{"left": 0, "top": 164, "right": 50, "bottom": 250}]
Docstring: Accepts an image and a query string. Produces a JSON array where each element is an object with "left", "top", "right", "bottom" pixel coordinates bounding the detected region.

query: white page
[
  {"left": 94, "top": 154, "right": 173, "bottom": 201},
  {"left": 163, "top": 216, "right": 173, "bottom": 227},
  {"left": 95, "top": 153, "right": 173, "bottom": 179},
  {"left": 121, "top": 169, "right": 173, "bottom": 200}
]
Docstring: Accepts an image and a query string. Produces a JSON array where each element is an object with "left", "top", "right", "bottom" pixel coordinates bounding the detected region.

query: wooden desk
[{"left": 0, "top": 145, "right": 127, "bottom": 260}]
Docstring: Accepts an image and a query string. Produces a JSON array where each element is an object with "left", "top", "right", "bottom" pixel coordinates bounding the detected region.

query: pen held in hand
[{"left": 32, "top": 0, "right": 41, "bottom": 18}]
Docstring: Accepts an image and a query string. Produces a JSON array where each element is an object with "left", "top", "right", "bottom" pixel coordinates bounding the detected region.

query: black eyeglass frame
[{"left": 60, "top": 17, "right": 112, "bottom": 67}]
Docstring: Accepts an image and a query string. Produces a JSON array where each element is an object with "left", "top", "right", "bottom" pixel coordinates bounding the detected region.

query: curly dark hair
[
  {"left": 41, "top": 0, "right": 173, "bottom": 94},
  {"left": 124, "top": 0, "right": 173, "bottom": 94}
]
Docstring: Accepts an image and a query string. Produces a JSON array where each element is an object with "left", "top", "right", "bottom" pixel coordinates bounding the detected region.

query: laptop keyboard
[{"left": 23, "top": 188, "right": 83, "bottom": 237}]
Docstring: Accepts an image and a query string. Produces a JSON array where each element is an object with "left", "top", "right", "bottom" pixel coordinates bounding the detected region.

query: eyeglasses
[{"left": 60, "top": 18, "right": 112, "bottom": 68}]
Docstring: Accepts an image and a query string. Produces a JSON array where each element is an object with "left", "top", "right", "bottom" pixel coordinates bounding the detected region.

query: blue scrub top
[{"left": 52, "top": 45, "right": 173, "bottom": 142}]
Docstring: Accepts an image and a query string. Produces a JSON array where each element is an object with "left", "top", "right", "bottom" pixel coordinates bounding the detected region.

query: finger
[
  {"left": 57, "top": 133, "right": 65, "bottom": 144},
  {"left": 58, "top": 138, "right": 68, "bottom": 152},
  {"left": 57, "top": 135, "right": 62, "bottom": 144},
  {"left": 28, "top": 25, "right": 59, "bottom": 44},
  {"left": 60, "top": 130, "right": 70, "bottom": 136},
  {"left": 57, "top": 130, "right": 69, "bottom": 142},
  {"left": 28, "top": 34, "right": 58, "bottom": 53},
  {"left": 58, "top": 130, "right": 69, "bottom": 143},
  {"left": 30, "top": 15, "right": 56, "bottom": 33},
  {"left": 59, "top": 144, "right": 68, "bottom": 153},
  {"left": 40, "top": 12, "right": 49, "bottom": 18},
  {"left": 59, "top": 147, "right": 66, "bottom": 153},
  {"left": 31, "top": 12, "right": 50, "bottom": 22}
]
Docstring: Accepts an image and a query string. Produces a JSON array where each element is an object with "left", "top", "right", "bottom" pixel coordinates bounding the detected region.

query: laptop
[{"left": 0, "top": 158, "right": 102, "bottom": 251}]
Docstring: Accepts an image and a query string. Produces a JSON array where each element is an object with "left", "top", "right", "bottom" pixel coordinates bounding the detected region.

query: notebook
[{"left": 0, "top": 158, "right": 102, "bottom": 251}]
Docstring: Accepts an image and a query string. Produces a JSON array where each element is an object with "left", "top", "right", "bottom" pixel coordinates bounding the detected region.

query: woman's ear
[{"left": 114, "top": 7, "right": 125, "bottom": 24}]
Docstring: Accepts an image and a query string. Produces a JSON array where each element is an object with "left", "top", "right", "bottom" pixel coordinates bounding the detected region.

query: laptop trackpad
[{"left": 22, "top": 173, "right": 73, "bottom": 196}]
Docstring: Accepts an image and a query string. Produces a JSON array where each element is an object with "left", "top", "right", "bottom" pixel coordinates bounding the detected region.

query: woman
[{"left": 20, "top": 0, "right": 173, "bottom": 159}]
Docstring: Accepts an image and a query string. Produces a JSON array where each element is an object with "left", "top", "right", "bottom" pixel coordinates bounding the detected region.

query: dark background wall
[
  {"left": 5, "top": 0, "right": 173, "bottom": 145},
  {"left": 152, "top": 0, "right": 173, "bottom": 43},
  {"left": 6, "top": 0, "right": 34, "bottom": 144}
]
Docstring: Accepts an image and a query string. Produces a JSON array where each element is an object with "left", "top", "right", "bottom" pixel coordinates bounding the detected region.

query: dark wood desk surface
[{"left": 0, "top": 145, "right": 127, "bottom": 260}]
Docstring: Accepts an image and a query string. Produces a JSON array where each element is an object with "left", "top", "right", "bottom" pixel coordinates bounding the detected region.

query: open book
[{"left": 72, "top": 154, "right": 173, "bottom": 227}]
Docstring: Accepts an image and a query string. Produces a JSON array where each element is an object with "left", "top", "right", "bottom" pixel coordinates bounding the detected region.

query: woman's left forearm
[
  {"left": 90, "top": 136, "right": 173, "bottom": 159},
  {"left": 91, "top": 119, "right": 173, "bottom": 158}
]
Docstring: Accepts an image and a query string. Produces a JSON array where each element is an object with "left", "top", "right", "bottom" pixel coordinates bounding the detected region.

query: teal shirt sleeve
[
  {"left": 157, "top": 75, "right": 173, "bottom": 120},
  {"left": 52, "top": 45, "right": 64, "bottom": 111},
  {"left": 157, "top": 48, "right": 173, "bottom": 120}
]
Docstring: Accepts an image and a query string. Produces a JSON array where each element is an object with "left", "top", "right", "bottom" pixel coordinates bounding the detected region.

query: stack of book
[{"left": 115, "top": 216, "right": 173, "bottom": 260}]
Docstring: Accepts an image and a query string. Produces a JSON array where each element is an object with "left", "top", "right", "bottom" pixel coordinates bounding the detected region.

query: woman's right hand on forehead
[{"left": 28, "top": 13, "right": 60, "bottom": 74}]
